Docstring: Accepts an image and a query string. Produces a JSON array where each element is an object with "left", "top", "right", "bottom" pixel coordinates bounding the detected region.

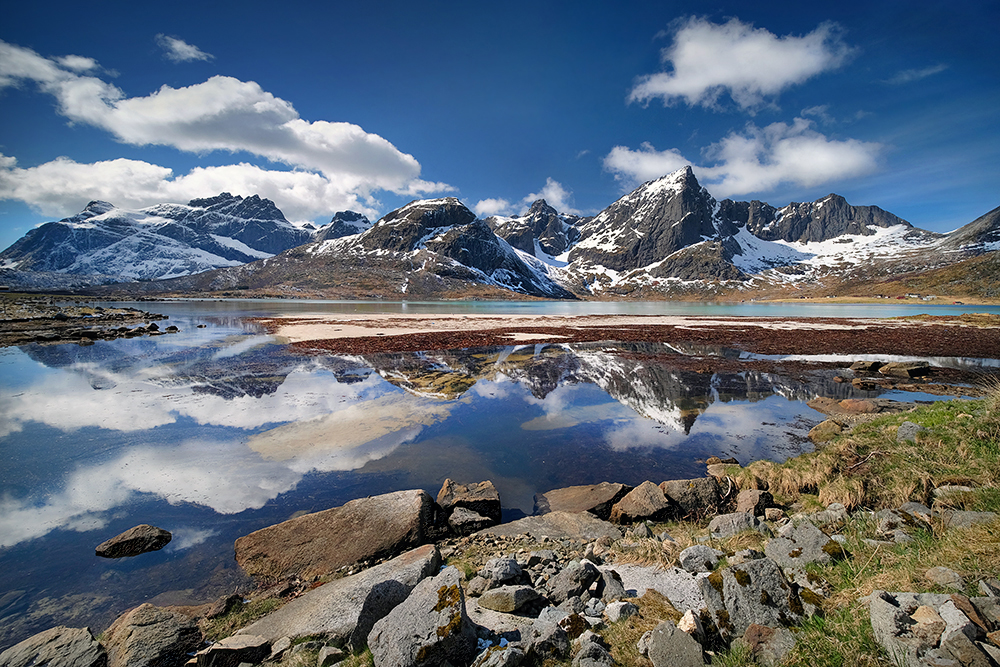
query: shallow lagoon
[{"left": 1, "top": 299, "right": 998, "bottom": 649}]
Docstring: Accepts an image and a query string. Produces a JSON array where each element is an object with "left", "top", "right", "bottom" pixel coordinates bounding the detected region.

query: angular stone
[
  {"left": 368, "top": 566, "right": 477, "bottom": 667},
  {"left": 927, "top": 566, "right": 966, "bottom": 591},
  {"left": 534, "top": 483, "right": 633, "bottom": 521},
  {"left": 647, "top": 620, "right": 703, "bottom": 667},
  {"left": 465, "top": 597, "right": 534, "bottom": 645},
  {"left": 477, "top": 511, "right": 622, "bottom": 542},
  {"left": 238, "top": 544, "right": 440, "bottom": 649},
  {"left": 660, "top": 478, "right": 720, "bottom": 519},
  {"left": 738, "top": 624, "right": 796, "bottom": 667},
  {"left": 480, "top": 558, "right": 522, "bottom": 585},
  {"left": 765, "top": 520, "right": 846, "bottom": 568},
  {"left": 96, "top": 524, "right": 171, "bottom": 558},
  {"left": 699, "top": 558, "right": 811, "bottom": 640},
  {"left": 0, "top": 626, "right": 106, "bottom": 667},
  {"left": 911, "top": 605, "right": 947, "bottom": 651},
  {"left": 547, "top": 561, "right": 601, "bottom": 605},
  {"left": 610, "top": 481, "right": 675, "bottom": 524},
  {"left": 594, "top": 568, "right": 627, "bottom": 603},
  {"left": 603, "top": 563, "right": 705, "bottom": 614},
  {"left": 571, "top": 639, "right": 613, "bottom": 667},
  {"left": 897, "top": 421, "right": 929, "bottom": 442},
  {"left": 676, "top": 610, "right": 704, "bottom": 643},
  {"left": 678, "top": 545, "right": 723, "bottom": 573},
  {"left": 736, "top": 489, "right": 773, "bottom": 517},
  {"left": 527, "top": 620, "right": 570, "bottom": 660},
  {"left": 880, "top": 361, "right": 931, "bottom": 378},
  {"left": 471, "top": 644, "right": 525, "bottom": 667},
  {"left": 195, "top": 635, "right": 269, "bottom": 667},
  {"left": 448, "top": 508, "right": 494, "bottom": 536},
  {"left": 478, "top": 586, "right": 541, "bottom": 614},
  {"left": 708, "top": 511, "right": 766, "bottom": 538},
  {"left": 979, "top": 578, "right": 1000, "bottom": 598},
  {"left": 235, "top": 489, "right": 441, "bottom": 580},
  {"left": 935, "top": 510, "right": 999, "bottom": 530},
  {"left": 603, "top": 601, "right": 638, "bottom": 623},
  {"left": 103, "top": 603, "right": 201, "bottom": 667},
  {"left": 437, "top": 479, "right": 501, "bottom": 525}
]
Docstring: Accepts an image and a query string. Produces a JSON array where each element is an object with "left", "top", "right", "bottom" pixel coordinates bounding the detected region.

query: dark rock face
[
  {"left": 95, "top": 525, "right": 172, "bottom": 558},
  {"left": 357, "top": 198, "right": 477, "bottom": 253},
  {"left": 736, "top": 194, "right": 913, "bottom": 243},
  {"left": 437, "top": 479, "right": 502, "bottom": 526},
  {"left": 570, "top": 167, "right": 730, "bottom": 273},
  {"left": 940, "top": 205, "right": 1000, "bottom": 253},
  {"left": 487, "top": 199, "right": 583, "bottom": 257}
]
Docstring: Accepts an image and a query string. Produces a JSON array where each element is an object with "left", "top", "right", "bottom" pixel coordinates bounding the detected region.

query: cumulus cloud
[
  {"left": 629, "top": 17, "right": 852, "bottom": 110},
  {"left": 522, "top": 177, "right": 580, "bottom": 214},
  {"left": 886, "top": 64, "right": 948, "bottom": 85},
  {"left": 604, "top": 118, "right": 881, "bottom": 197},
  {"left": 473, "top": 197, "right": 513, "bottom": 217},
  {"left": 155, "top": 34, "right": 214, "bottom": 63},
  {"left": 0, "top": 40, "right": 450, "bottom": 219}
]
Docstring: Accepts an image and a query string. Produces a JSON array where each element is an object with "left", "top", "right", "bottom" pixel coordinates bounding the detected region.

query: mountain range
[{"left": 2, "top": 167, "right": 997, "bottom": 300}]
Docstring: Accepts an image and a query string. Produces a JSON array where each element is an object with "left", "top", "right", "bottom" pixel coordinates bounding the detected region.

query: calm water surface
[{"left": 1, "top": 299, "right": 998, "bottom": 649}]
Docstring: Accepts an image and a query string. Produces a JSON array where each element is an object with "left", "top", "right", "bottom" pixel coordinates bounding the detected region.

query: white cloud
[
  {"left": 0, "top": 40, "right": 450, "bottom": 219},
  {"left": 603, "top": 118, "right": 881, "bottom": 197},
  {"left": 886, "top": 64, "right": 948, "bottom": 85},
  {"left": 474, "top": 197, "right": 513, "bottom": 217},
  {"left": 155, "top": 34, "right": 214, "bottom": 63},
  {"left": 603, "top": 143, "right": 692, "bottom": 184},
  {"left": 0, "top": 154, "right": 384, "bottom": 222},
  {"left": 521, "top": 177, "right": 580, "bottom": 214},
  {"left": 629, "top": 17, "right": 852, "bottom": 110}
]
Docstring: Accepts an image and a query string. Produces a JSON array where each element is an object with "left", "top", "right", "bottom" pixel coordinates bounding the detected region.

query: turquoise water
[{"left": 1, "top": 300, "right": 997, "bottom": 649}]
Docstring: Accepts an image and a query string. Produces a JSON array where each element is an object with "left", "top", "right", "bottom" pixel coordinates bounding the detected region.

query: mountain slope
[{"left": 0, "top": 194, "right": 313, "bottom": 281}]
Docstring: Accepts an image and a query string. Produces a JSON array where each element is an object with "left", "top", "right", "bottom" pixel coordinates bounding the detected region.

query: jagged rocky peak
[
  {"left": 739, "top": 193, "right": 913, "bottom": 243},
  {"left": 357, "top": 197, "right": 476, "bottom": 253},
  {"left": 488, "top": 198, "right": 583, "bottom": 258},
  {"left": 939, "top": 205, "right": 1000, "bottom": 253},
  {"left": 315, "top": 210, "right": 373, "bottom": 241},
  {"left": 185, "top": 192, "right": 288, "bottom": 223},
  {"left": 570, "top": 166, "right": 729, "bottom": 272},
  {"left": 81, "top": 200, "right": 116, "bottom": 217}
]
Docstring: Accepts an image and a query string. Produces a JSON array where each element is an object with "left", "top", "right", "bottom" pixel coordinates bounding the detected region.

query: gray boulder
[
  {"left": 604, "top": 563, "right": 706, "bottom": 613},
  {"left": 765, "top": 520, "right": 847, "bottom": 568},
  {"left": 708, "top": 511, "right": 767, "bottom": 538},
  {"left": 368, "top": 566, "right": 476, "bottom": 667},
  {"left": 438, "top": 479, "right": 502, "bottom": 525},
  {"left": 699, "top": 558, "right": 814, "bottom": 640},
  {"left": 480, "top": 558, "right": 523, "bottom": 586},
  {"left": 678, "top": 545, "right": 723, "bottom": 573},
  {"left": 194, "top": 635, "right": 269, "bottom": 667},
  {"left": 534, "top": 483, "right": 633, "bottom": 521},
  {"left": 95, "top": 524, "right": 171, "bottom": 558},
  {"left": 897, "top": 421, "right": 929, "bottom": 442},
  {"left": 547, "top": 561, "right": 601, "bottom": 605},
  {"left": 735, "top": 624, "right": 797, "bottom": 667},
  {"left": 647, "top": 620, "right": 703, "bottom": 667},
  {"left": 448, "top": 507, "right": 494, "bottom": 536},
  {"left": 935, "top": 510, "right": 999, "bottom": 530},
  {"left": 471, "top": 644, "right": 525, "bottom": 667},
  {"left": 526, "top": 621, "right": 569, "bottom": 661},
  {"left": 239, "top": 544, "right": 440, "bottom": 648},
  {"left": 478, "top": 586, "right": 541, "bottom": 614},
  {"left": 571, "top": 636, "right": 614, "bottom": 667},
  {"left": 594, "top": 568, "right": 627, "bottom": 603},
  {"left": 736, "top": 489, "right": 774, "bottom": 517},
  {"left": 478, "top": 511, "right": 622, "bottom": 542},
  {"left": 234, "top": 489, "right": 441, "bottom": 580},
  {"left": 880, "top": 361, "right": 931, "bottom": 378},
  {"left": 610, "top": 481, "right": 675, "bottom": 524},
  {"left": 603, "top": 600, "right": 638, "bottom": 623},
  {"left": 660, "top": 478, "right": 720, "bottom": 519},
  {"left": 0, "top": 626, "right": 106, "bottom": 667},
  {"left": 102, "top": 603, "right": 200, "bottom": 667}
]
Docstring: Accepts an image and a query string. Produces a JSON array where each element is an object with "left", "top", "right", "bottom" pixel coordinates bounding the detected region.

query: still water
[{"left": 1, "top": 300, "right": 998, "bottom": 649}]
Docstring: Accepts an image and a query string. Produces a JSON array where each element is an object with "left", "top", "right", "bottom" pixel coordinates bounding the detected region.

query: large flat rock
[
  {"left": 602, "top": 563, "right": 707, "bottom": 614},
  {"left": 235, "top": 490, "right": 440, "bottom": 580},
  {"left": 476, "top": 511, "right": 622, "bottom": 542},
  {"left": 533, "top": 483, "right": 632, "bottom": 521},
  {"left": 0, "top": 626, "right": 106, "bottom": 667},
  {"left": 239, "top": 544, "right": 440, "bottom": 649}
]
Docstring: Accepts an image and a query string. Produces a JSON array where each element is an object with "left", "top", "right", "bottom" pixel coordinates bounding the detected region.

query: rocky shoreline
[
  {"left": 0, "top": 294, "right": 173, "bottom": 347},
  {"left": 4, "top": 450, "right": 998, "bottom": 667}
]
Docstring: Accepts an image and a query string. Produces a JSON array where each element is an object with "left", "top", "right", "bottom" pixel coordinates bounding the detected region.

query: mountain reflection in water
[{"left": 0, "top": 327, "right": 897, "bottom": 649}]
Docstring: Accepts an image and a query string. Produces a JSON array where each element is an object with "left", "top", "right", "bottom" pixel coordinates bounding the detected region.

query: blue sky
[{"left": 0, "top": 0, "right": 997, "bottom": 251}]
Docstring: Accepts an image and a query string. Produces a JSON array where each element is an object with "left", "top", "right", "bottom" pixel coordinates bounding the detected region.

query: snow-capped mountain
[
  {"left": 485, "top": 199, "right": 583, "bottom": 260},
  {"left": 314, "top": 211, "right": 373, "bottom": 242},
  {"left": 0, "top": 193, "right": 313, "bottom": 281}
]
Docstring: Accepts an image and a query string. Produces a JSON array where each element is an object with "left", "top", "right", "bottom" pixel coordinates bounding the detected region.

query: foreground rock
[
  {"left": 478, "top": 511, "right": 622, "bottom": 542},
  {"left": 95, "top": 525, "right": 172, "bottom": 558},
  {"left": 368, "top": 566, "right": 477, "bottom": 667},
  {"left": 0, "top": 626, "right": 106, "bottom": 667},
  {"left": 194, "top": 635, "right": 269, "bottom": 667},
  {"left": 239, "top": 544, "right": 440, "bottom": 648},
  {"left": 235, "top": 490, "right": 441, "bottom": 580},
  {"left": 533, "top": 483, "right": 632, "bottom": 521},
  {"left": 102, "top": 604, "right": 200, "bottom": 667},
  {"left": 438, "top": 479, "right": 502, "bottom": 526}
]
